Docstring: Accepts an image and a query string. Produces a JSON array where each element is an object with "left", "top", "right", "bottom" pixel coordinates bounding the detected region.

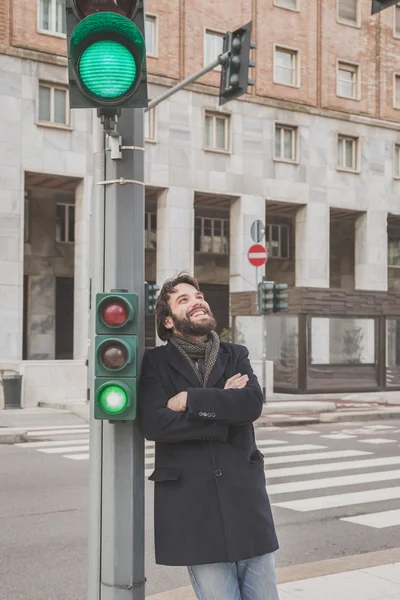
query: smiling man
[{"left": 138, "top": 273, "right": 279, "bottom": 600}]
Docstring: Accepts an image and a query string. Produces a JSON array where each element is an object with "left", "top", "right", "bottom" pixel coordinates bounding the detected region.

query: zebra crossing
[{"left": 12, "top": 422, "right": 400, "bottom": 531}]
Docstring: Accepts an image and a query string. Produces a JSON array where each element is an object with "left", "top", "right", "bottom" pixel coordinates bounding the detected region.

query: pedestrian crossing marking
[
  {"left": 341, "top": 508, "right": 400, "bottom": 529},
  {"left": 265, "top": 449, "right": 371, "bottom": 466},
  {"left": 253, "top": 440, "right": 288, "bottom": 446},
  {"left": 266, "top": 456, "right": 400, "bottom": 479},
  {"left": 21, "top": 425, "right": 89, "bottom": 432},
  {"left": 321, "top": 434, "right": 356, "bottom": 440},
  {"left": 38, "top": 445, "right": 89, "bottom": 454},
  {"left": 287, "top": 430, "right": 316, "bottom": 436},
  {"left": 260, "top": 444, "right": 327, "bottom": 455},
  {"left": 65, "top": 453, "right": 89, "bottom": 460},
  {"left": 273, "top": 486, "right": 400, "bottom": 512},
  {"left": 15, "top": 439, "right": 90, "bottom": 448},
  {"left": 359, "top": 438, "right": 397, "bottom": 445},
  {"left": 28, "top": 428, "right": 90, "bottom": 437}
]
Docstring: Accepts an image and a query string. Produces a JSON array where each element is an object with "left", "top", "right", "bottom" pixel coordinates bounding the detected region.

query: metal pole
[
  {"left": 262, "top": 314, "right": 267, "bottom": 403},
  {"left": 146, "top": 52, "right": 229, "bottom": 111},
  {"left": 100, "top": 107, "right": 145, "bottom": 600}
]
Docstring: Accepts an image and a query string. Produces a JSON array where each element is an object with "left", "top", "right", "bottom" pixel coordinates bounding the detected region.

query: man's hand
[
  {"left": 224, "top": 373, "right": 249, "bottom": 389},
  {"left": 167, "top": 391, "right": 188, "bottom": 412}
]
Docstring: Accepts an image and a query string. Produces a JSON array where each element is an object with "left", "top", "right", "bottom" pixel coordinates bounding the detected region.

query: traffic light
[
  {"left": 219, "top": 22, "right": 256, "bottom": 106},
  {"left": 273, "top": 284, "right": 289, "bottom": 313},
  {"left": 258, "top": 281, "right": 274, "bottom": 315},
  {"left": 94, "top": 292, "right": 138, "bottom": 420},
  {"left": 144, "top": 281, "right": 159, "bottom": 316},
  {"left": 66, "top": 0, "right": 148, "bottom": 109},
  {"left": 371, "top": 0, "right": 398, "bottom": 13}
]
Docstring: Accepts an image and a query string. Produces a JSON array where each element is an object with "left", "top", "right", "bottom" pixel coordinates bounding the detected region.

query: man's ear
[{"left": 164, "top": 316, "right": 174, "bottom": 330}]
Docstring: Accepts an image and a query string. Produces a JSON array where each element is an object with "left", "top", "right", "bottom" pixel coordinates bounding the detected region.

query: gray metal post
[
  {"left": 100, "top": 108, "right": 145, "bottom": 600},
  {"left": 262, "top": 314, "right": 267, "bottom": 403}
]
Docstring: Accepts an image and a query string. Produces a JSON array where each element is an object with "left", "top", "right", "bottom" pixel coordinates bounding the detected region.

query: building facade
[{"left": 1, "top": 0, "right": 400, "bottom": 406}]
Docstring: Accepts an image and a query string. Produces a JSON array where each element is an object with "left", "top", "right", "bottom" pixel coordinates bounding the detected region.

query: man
[{"left": 138, "top": 273, "right": 279, "bottom": 600}]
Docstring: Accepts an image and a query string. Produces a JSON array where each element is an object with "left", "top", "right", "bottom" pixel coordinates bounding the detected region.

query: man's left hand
[{"left": 167, "top": 391, "right": 188, "bottom": 412}]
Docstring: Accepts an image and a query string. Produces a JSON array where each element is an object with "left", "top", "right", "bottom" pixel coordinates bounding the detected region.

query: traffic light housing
[
  {"left": 94, "top": 292, "right": 138, "bottom": 420},
  {"left": 273, "top": 284, "right": 289, "bottom": 313},
  {"left": 371, "top": 0, "right": 398, "bottom": 13},
  {"left": 144, "top": 281, "right": 159, "bottom": 316},
  {"left": 219, "top": 22, "right": 256, "bottom": 106},
  {"left": 66, "top": 0, "right": 148, "bottom": 109},
  {"left": 258, "top": 281, "right": 274, "bottom": 315}
]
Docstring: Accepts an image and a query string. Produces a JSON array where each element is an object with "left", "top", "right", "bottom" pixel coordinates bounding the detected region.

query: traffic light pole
[{"left": 88, "top": 108, "right": 145, "bottom": 600}]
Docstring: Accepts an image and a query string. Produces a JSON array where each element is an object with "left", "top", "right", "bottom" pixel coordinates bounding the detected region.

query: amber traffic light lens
[
  {"left": 74, "top": 0, "right": 136, "bottom": 17},
  {"left": 100, "top": 341, "right": 128, "bottom": 370},
  {"left": 101, "top": 301, "right": 128, "bottom": 327}
]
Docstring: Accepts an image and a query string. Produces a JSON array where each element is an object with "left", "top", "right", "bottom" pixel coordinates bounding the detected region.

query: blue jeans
[{"left": 187, "top": 552, "right": 280, "bottom": 600}]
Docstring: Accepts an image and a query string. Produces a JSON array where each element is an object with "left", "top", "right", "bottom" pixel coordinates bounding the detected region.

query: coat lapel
[{"left": 166, "top": 342, "right": 202, "bottom": 388}]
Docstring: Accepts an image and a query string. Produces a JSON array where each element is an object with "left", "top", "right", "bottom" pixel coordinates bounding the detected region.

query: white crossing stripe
[
  {"left": 145, "top": 469, "right": 153, "bottom": 477},
  {"left": 342, "top": 508, "right": 400, "bottom": 529},
  {"left": 265, "top": 449, "right": 370, "bottom": 466},
  {"left": 23, "top": 425, "right": 89, "bottom": 431},
  {"left": 266, "top": 456, "right": 400, "bottom": 479},
  {"left": 363, "top": 425, "right": 397, "bottom": 430},
  {"left": 65, "top": 454, "right": 89, "bottom": 460},
  {"left": 273, "top": 486, "right": 400, "bottom": 512},
  {"left": 321, "top": 434, "right": 356, "bottom": 440},
  {"left": 287, "top": 430, "right": 316, "bottom": 436},
  {"left": 261, "top": 444, "right": 327, "bottom": 455},
  {"left": 28, "top": 429, "right": 90, "bottom": 437},
  {"left": 254, "top": 440, "right": 288, "bottom": 446},
  {"left": 15, "top": 439, "right": 89, "bottom": 448},
  {"left": 267, "top": 469, "right": 400, "bottom": 496},
  {"left": 38, "top": 445, "right": 89, "bottom": 454},
  {"left": 359, "top": 439, "right": 397, "bottom": 445}
]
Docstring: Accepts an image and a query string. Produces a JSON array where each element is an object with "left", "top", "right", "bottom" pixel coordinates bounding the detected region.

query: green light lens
[
  {"left": 99, "top": 384, "right": 128, "bottom": 414},
  {"left": 79, "top": 41, "right": 136, "bottom": 98}
]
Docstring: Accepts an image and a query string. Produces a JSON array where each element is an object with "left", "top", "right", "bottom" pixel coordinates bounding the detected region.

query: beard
[{"left": 171, "top": 308, "right": 217, "bottom": 338}]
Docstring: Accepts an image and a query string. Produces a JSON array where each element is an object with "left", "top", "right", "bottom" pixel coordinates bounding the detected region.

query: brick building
[{"left": 1, "top": 0, "right": 400, "bottom": 405}]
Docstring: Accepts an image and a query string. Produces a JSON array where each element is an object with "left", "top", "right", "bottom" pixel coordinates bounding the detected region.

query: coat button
[
  {"left": 215, "top": 469, "right": 222, "bottom": 477},
  {"left": 212, "top": 412, "right": 216, "bottom": 417}
]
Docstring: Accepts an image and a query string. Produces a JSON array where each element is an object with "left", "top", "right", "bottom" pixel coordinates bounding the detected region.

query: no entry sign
[{"left": 248, "top": 244, "right": 268, "bottom": 267}]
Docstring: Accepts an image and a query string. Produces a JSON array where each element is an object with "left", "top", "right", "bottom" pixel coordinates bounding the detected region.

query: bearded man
[{"left": 138, "top": 273, "right": 279, "bottom": 600}]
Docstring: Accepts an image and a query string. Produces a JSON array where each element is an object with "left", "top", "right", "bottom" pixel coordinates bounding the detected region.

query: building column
[
  {"left": 229, "top": 195, "right": 266, "bottom": 293},
  {"left": 156, "top": 187, "right": 194, "bottom": 283},
  {"left": 73, "top": 176, "right": 92, "bottom": 360},
  {"left": 295, "top": 203, "right": 330, "bottom": 288},
  {"left": 355, "top": 211, "right": 387, "bottom": 291}
]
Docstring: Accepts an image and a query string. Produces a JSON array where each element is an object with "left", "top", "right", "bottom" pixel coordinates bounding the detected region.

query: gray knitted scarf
[{"left": 170, "top": 330, "right": 220, "bottom": 387}]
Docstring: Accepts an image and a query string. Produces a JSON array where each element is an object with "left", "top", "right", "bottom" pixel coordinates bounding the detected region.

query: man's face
[{"left": 164, "top": 283, "right": 217, "bottom": 338}]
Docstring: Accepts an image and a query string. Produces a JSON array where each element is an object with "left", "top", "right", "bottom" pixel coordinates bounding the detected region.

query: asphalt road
[{"left": 1, "top": 420, "right": 400, "bottom": 599}]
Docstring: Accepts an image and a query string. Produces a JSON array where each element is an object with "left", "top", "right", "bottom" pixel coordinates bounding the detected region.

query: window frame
[
  {"left": 336, "top": 0, "right": 360, "bottom": 28},
  {"left": 394, "top": 73, "right": 400, "bottom": 109},
  {"left": 388, "top": 236, "right": 400, "bottom": 267},
  {"left": 194, "top": 216, "right": 230, "bottom": 255},
  {"left": 273, "top": 0, "right": 299, "bottom": 11},
  {"left": 337, "top": 134, "right": 359, "bottom": 173},
  {"left": 203, "top": 110, "right": 231, "bottom": 153},
  {"left": 394, "top": 4, "right": 400, "bottom": 39},
  {"left": 273, "top": 44, "right": 300, "bottom": 88},
  {"left": 145, "top": 14, "right": 158, "bottom": 57},
  {"left": 144, "top": 105, "right": 156, "bottom": 142},
  {"left": 394, "top": 144, "right": 400, "bottom": 179},
  {"left": 56, "top": 202, "right": 75, "bottom": 244},
  {"left": 24, "top": 191, "right": 30, "bottom": 243},
  {"left": 144, "top": 211, "right": 157, "bottom": 249},
  {"left": 37, "top": 82, "right": 70, "bottom": 128},
  {"left": 203, "top": 28, "right": 225, "bottom": 71},
  {"left": 274, "top": 122, "right": 298, "bottom": 163},
  {"left": 265, "top": 223, "right": 290, "bottom": 260},
  {"left": 336, "top": 60, "right": 360, "bottom": 100},
  {"left": 37, "top": 0, "right": 67, "bottom": 37}
]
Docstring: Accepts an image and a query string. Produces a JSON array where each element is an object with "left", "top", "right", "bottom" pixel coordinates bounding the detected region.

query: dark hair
[{"left": 156, "top": 272, "right": 201, "bottom": 341}]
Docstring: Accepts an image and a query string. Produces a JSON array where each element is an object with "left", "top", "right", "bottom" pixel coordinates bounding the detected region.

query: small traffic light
[
  {"left": 258, "top": 281, "right": 274, "bottom": 315},
  {"left": 66, "top": 0, "right": 148, "bottom": 109},
  {"left": 273, "top": 284, "right": 289, "bottom": 313},
  {"left": 371, "top": 0, "right": 398, "bottom": 13},
  {"left": 144, "top": 281, "right": 159, "bottom": 316},
  {"left": 94, "top": 292, "right": 138, "bottom": 420},
  {"left": 219, "top": 22, "right": 256, "bottom": 106}
]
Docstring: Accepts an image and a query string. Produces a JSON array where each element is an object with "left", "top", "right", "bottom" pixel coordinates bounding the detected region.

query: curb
[
  {"left": 320, "top": 408, "right": 400, "bottom": 423},
  {"left": 0, "top": 430, "right": 28, "bottom": 444}
]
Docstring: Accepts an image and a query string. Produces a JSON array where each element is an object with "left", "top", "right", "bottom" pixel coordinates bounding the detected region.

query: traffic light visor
[
  {"left": 73, "top": 0, "right": 137, "bottom": 18},
  {"left": 70, "top": 12, "right": 145, "bottom": 101},
  {"left": 98, "top": 383, "right": 129, "bottom": 414}
]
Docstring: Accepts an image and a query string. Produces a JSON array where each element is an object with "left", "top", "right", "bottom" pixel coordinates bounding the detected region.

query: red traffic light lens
[
  {"left": 74, "top": 0, "right": 136, "bottom": 17},
  {"left": 99, "top": 341, "right": 128, "bottom": 370},
  {"left": 101, "top": 301, "right": 128, "bottom": 327}
]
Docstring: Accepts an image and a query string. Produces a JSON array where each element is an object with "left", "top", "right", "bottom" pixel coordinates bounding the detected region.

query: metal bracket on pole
[
  {"left": 97, "top": 178, "right": 145, "bottom": 186},
  {"left": 97, "top": 107, "right": 121, "bottom": 137}
]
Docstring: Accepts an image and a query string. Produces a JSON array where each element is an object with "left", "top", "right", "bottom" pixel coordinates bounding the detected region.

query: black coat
[{"left": 137, "top": 341, "right": 279, "bottom": 567}]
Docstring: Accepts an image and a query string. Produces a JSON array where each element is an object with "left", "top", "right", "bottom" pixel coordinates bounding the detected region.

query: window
[
  {"left": 395, "top": 4, "right": 400, "bottom": 37},
  {"left": 337, "top": 0, "right": 358, "bottom": 26},
  {"left": 145, "top": 15, "right": 157, "bottom": 56},
  {"left": 204, "top": 112, "right": 230, "bottom": 151},
  {"left": 56, "top": 203, "right": 75, "bottom": 243},
  {"left": 395, "top": 145, "right": 400, "bottom": 177},
  {"left": 195, "top": 217, "right": 229, "bottom": 254},
  {"left": 274, "top": 0, "right": 298, "bottom": 9},
  {"left": 265, "top": 224, "right": 290, "bottom": 259},
  {"left": 38, "top": 83, "right": 69, "bottom": 126},
  {"left": 338, "top": 135, "right": 358, "bottom": 171},
  {"left": 145, "top": 212, "right": 157, "bottom": 249},
  {"left": 204, "top": 30, "right": 224, "bottom": 70},
  {"left": 38, "top": 0, "right": 66, "bottom": 35},
  {"left": 24, "top": 191, "right": 30, "bottom": 243},
  {"left": 275, "top": 124, "right": 297, "bottom": 162},
  {"left": 337, "top": 62, "right": 358, "bottom": 99},
  {"left": 274, "top": 47, "right": 299, "bottom": 86},
  {"left": 395, "top": 74, "right": 400, "bottom": 108},
  {"left": 389, "top": 237, "right": 400, "bottom": 266},
  {"left": 145, "top": 107, "right": 156, "bottom": 141}
]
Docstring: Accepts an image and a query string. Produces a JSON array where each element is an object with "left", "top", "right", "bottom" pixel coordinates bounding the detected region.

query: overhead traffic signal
[
  {"left": 144, "top": 281, "right": 159, "bottom": 316},
  {"left": 66, "top": 0, "right": 148, "bottom": 109},
  {"left": 258, "top": 281, "right": 274, "bottom": 315},
  {"left": 219, "top": 22, "right": 256, "bottom": 106},
  {"left": 371, "top": 0, "right": 398, "bottom": 13},
  {"left": 94, "top": 292, "right": 138, "bottom": 420},
  {"left": 273, "top": 284, "right": 289, "bottom": 313}
]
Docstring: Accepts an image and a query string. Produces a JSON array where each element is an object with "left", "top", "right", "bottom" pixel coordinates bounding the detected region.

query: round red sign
[{"left": 248, "top": 244, "right": 268, "bottom": 267}]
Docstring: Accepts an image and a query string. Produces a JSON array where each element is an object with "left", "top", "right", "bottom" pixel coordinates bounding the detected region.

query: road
[{"left": 1, "top": 420, "right": 400, "bottom": 599}]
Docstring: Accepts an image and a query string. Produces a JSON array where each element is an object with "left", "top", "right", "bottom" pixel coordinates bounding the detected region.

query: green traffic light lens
[
  {"left": 79, "top": 40, "right": 137, "bottom": 99},
  {"left": 99, "top": 384, "right": 129, "bottom": 414}
]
